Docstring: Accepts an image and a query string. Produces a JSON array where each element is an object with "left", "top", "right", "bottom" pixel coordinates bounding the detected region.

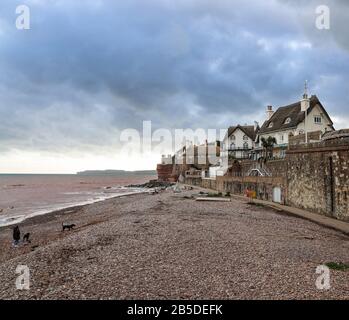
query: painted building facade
[{"left": 255, "top": 94, "right": 335, "bottom": 159}]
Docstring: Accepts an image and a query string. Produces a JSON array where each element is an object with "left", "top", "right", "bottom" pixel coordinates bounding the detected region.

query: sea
[{"left": 0, "top": 174, "right": 156, "bottom": 227}]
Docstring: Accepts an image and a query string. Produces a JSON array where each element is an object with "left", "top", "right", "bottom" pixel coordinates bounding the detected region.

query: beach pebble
[{"left": 0, "top": 189, "right": 348, "bottom": 299}]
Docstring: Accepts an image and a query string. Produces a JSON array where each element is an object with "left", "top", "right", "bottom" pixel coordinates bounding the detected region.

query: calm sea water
[{"left": 0, "top": 174, "right": 155, "bottom": 227}]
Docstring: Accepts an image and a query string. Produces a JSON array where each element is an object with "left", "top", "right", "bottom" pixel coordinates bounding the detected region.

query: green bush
[{"left": 325, "top": 262, "right": 349, "bottom": 271}]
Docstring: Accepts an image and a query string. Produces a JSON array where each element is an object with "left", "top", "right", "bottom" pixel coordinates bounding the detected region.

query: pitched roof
[
  {"left": 258, "top": 95, "right": 334, "bottom": 135},
  {"left": 228, "top": 125, "right": 258, "bottom": 140}
]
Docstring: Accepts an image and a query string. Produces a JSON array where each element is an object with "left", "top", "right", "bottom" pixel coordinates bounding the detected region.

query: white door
[{"left": 273, "top": 187, "right": 281, "bottom": 203}]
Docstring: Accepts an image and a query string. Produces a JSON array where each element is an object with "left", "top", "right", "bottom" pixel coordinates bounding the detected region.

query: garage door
[{"left": 273, "top": 187, "right": 281, "bottom": 203}]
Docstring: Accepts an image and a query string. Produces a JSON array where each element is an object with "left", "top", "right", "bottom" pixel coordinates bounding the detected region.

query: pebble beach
[{"left": 0, "top": 186, "right": 349, "bottom": 299}]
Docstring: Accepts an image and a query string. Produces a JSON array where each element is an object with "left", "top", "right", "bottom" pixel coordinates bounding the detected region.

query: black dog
[
  {"left": 23, "top": 233, "right": 31, "bottom": 243},
  {"left": 62, "top": 223, "right": 76, "bottom": 231}
]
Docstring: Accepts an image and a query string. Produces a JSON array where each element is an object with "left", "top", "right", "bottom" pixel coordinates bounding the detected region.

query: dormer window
[
  {"left": 284, "top": 117, "right": 291, "bottom": 124},
  {"left": 268, "top": 122, "right": 273, "bottom": 128},
  {"left": 314, "top": 116, "right": 322, "bottom": 124}
]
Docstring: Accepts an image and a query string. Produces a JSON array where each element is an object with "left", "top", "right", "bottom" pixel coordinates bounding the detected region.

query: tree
[{"left": 261, "top": 136, "right": 277, "bottom": 159}]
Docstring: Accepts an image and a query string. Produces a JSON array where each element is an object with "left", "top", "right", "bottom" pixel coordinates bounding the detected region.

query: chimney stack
[
  {"left": 266, "top": 105, "right": 274, "bottom": 120},
  {"left": 254, "top": 121, "right": 259, "bottom": 131}
]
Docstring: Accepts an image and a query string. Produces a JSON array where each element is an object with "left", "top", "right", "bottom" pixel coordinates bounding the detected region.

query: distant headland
[{"left": 76, "top": 170, "right": 157, "bottom": 176}]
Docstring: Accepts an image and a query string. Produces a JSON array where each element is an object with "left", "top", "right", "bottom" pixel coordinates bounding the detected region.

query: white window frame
[
  {"left": 284, "top": 117, "right": 291, "bottom": 124},
  {"left": 314, "top": 116, "right": 322, "bottom": 124}
]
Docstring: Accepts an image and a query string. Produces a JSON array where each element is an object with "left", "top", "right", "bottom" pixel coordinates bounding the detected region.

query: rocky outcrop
[{"left": 126, "top": 180, "right": 174, "bottom": 189}]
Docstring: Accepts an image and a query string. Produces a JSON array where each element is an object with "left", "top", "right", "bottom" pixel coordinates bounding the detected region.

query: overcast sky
[{"left": 0, "top": 0, "right": 348, "bottom": 173}]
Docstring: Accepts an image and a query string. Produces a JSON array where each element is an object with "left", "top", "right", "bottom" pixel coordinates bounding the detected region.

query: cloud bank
[{"left": 0, "top": 0, "right": 348, "bottom": 172}]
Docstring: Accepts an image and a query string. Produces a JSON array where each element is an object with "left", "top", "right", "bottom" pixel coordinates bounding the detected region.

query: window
[
  {"left": 230, "top": 143, "right": 235, "bottom": 149},
  {"left": 268, "top": 122, "right": 273, "bottom": 128},
  {"left": 280, "top": 134, "right": 284, "bottom": 142},
  {"left": 243, "top": 142, "right": 249, "bottom": 149},
  {"left": 243, "top": 135, "right": 248, "bottom": 141},
  {"left": 231, "top": 135, "right": 236, "bottom": 141},
  {"left": 314, "top": 116, "right": 322, "bottom": 124},
  {"left": 284, "top": 117, "right": 291, "bottom": 124}
]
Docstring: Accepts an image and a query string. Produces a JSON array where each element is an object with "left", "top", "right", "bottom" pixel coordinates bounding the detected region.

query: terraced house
[
  {"left": 222, "top": 123, "right": 259, "bottom": 160},
  {"left": 158, "top": 87, "right": 349, "bottom": 220}
]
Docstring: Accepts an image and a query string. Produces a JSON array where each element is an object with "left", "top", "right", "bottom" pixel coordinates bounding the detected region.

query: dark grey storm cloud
[{"left": 0, "top": 0, "right": 348, "bottom": 154}]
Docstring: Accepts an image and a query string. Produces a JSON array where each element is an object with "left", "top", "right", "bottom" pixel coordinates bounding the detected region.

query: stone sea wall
[
  {"left": 181, "top": 137, "right": 349, "bottom": 221},
  {"left": 287, "top": 142, "right": 349, "bottom": 221}
]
